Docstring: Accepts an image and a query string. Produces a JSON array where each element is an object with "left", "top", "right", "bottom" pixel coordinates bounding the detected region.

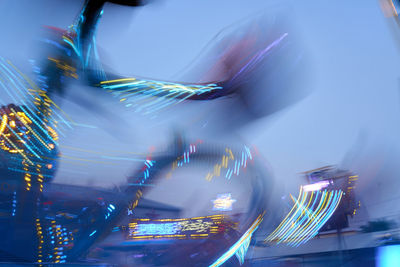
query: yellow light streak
[
  {"left": 287, "top": 191, "right": 331, "bottom": 243},
  {"left": 293, "top": 191, "right": 343, "bottom": 244},
  {"left": 0, "top": 115, "right": 7, "bottom": 135},
  {"left": 100, "top": 78, "right": 136, "bottom": 84},
  {"left": 205, "top": 148, "right": 235, "bottom": 181},
  {"left": 274, "top": 190, "right": 309, "bottom": 242},
  {"left": 210, "top": 213, "right": 264, "bottom": 267},
  {"left": 10, "top": 108, "right": 50, "bottom": 150},
  {"left": 1, "top": 133, "right": 33, "bottom": 164},
  {"left": 265, "top": 187, "right": 304, "bottom": 242}
]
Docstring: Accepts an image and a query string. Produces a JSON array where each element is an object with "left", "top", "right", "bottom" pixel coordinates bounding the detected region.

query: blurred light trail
[
  {"left": 209, "top": 213, "right": 264, "bottom": 267},
  {"left": 264, "top": 187, "right": 343, "bottom": 247}
]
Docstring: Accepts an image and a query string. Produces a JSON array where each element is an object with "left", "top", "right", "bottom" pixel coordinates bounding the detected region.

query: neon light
[
  {"left": 269, "top": 188, "right": 308, "bottom": 242},
  {"left": 265, "top": 187, "right": 343, "bottom": 246},
  {"left": 303, "top": 180, "right": 330, "bottom": 192},
  {"left": 294, "top": 191, "right": 343, "bottom": 246},
  {"left": 99, "top": 77, "right": 222, "bottom": 114},
  {"left": 276, "top": 190, "right": 328, "bottom": 244},
  {"left": 0, "top": 114, "right": 7, "bottom": 135},
  {"left": 278, "top": 191, "right": 316, "bottom": 243},
  {"left": 136, "top": 223, "right": 179, "bottom": 235},
  {"left": 206, "top": 146, "right": 251, "bottom": 181},
  {"left": 89, "top": 230, "right": 97, "bottom": 237},
  {"left": 209, "top": 214, "right": 263, "bottom": 267},
  {"left": 11, "top": 108, "right": 51, "bottom": 151},
  {"left": 287, "top": 190, "right": 320, "bottom": 244},
  {"left": 288, "top": 191, "right": 334, "bottom": 246},
  {"left": 212, "top": 194, "right": 237, "bottom": 211},
  {"left": 127, "top": 215, "right": 231, "bottom": 240}
]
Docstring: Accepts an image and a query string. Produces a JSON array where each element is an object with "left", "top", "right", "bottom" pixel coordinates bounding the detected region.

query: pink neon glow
[{"left": 303, "top": 180, "right": 330, "bottom": 192}]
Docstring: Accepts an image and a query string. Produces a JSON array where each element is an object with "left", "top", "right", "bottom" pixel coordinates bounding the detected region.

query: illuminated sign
[
  {"left": 303, "top": 180, "right": 330, "bottom": 192},
  {"left": 136, "top": 223, "right": 179, "bottom": 235},
  {"left": 127, "top": 215, "right": 235, "bottom": 240},
  {"left": 212, "top": 194, "right": 236, "bottom": 211}
]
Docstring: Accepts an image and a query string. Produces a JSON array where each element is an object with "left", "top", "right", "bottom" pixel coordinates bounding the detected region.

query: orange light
[{"left": 0, "top": 115, "right": 8, "bottom": 135}]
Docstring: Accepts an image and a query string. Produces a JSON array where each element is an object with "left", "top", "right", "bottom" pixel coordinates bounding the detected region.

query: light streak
[
  {"left": 293, "top": 191, "right": 343, "bottom": 246},
  {"left": 10, "top": 108, "right": 51, "bottom": 151},
  {"left": 267, "top": 188, "right": 307, "bottom": 242},
  {"left": 287, "top": 191, "right": 332, "bottom": 246},
  {"left": 266, "top": 187, "right": 304, "bottom": 241},
  {"left": 0, "top": 58, "right": 71, "bottom": 162},
  {"left": 99, "top": 78, "right": 222, "bottom": 114},
  {"left": 100, "top": 78, "right": 136, "bottom": 84},
  {"left": 89, "top": 230, "right": 97, "bottom": 237},
  {"left": 264, "top": 187, "right": 343, "bottom": 246},
  {"left": 0, "top": 114, "right": 8, "bottom": 135},
  {"left": 207, "top": 146, "right": 251, "bottom": 181},
  {"left": 209, "top": 213, "right": 264, "bottom": 267},
  {"left": 6, "top": 58, "right": 73, "bottom": 131},
  {"left": 1, "top": 133, "right": 33, "bottom": 165},
  {"left": 278, "top": 191, "right": 315, "bottom": 243}
]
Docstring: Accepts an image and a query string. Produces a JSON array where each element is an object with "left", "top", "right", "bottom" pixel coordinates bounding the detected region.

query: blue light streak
[
  {"left": 209, "top": 214, "right": 263, "bottom": 267},
  {"left": 265, "top": 188, "right": 343, "bottom": 247},
  {"left": 89, "top": 230, "right": 97, "bottom": 237}
]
